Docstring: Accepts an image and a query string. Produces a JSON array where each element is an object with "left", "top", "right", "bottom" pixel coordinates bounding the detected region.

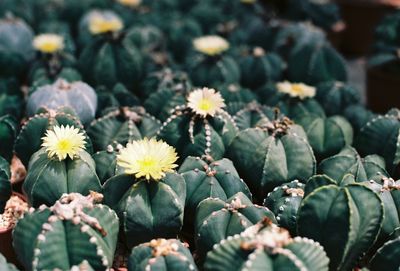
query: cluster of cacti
[{"left": 0, "top": 0, "right": 400, "bottom": 270}]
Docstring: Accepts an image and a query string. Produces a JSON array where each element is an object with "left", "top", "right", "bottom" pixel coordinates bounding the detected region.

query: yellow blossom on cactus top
[
  {"left": 193, "top": 35, "right": 229, "bottom": 56},
  {"left": 187, "top": 87, "right": 225, "bottom": 118},
  {"left": 240, "top": 0, "right": 257, "bottom": 3},
  {"left": 89, "top": 15, "right": 124, "bottom": 34},
  {"left": 117, "top": 138, "right": 178, "bottom": 181},
  {"left": 41, "top": 125, "right": 86, "bottom": 161},
  {"left": 117, "top": 0, "right": 142, "bottom": 7},
  {"left": 33, "top": 34, "right": 64, "bottom": 53},
  {"left": 276, "top": 81, "right": 316, "bottom": 100}
]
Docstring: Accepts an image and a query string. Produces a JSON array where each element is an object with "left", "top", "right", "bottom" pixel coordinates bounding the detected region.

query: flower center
[
  {"left": 137, "top": 156, "right": 158, "bottom": 173},
  {"left": 291, "top": 84, "right": 304, "bottom": 94},
  {"left": 57, "top": 139, "right": 73, "bottom": 153},
  {"left": 198, "top": 99, "right": 213, "bottom": 112}
]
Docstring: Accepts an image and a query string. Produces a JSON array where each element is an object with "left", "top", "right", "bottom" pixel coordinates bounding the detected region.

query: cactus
[
  {"left": 195, "top": 192, "right": 275, "bottom": 260},
  {"left": 0, "top": 77, "right": 24, "bottom": 120},
  {"left": 0, "top": 115, "right": 18, "bottom": 162},
  {"left": 23, "top": 125, "right": 102, "bottom": 207},
  {"left": 288, "top": 41, "right": 347, "bottom": 85},
  {"left": 344, "top": 104, "right": 376, "bottom": 136},
  {"left": 0, "top": 0, "right": 34, "bottom": 26},
  {"left": 96, "top": 83, "right": 140, "bottom": 114},
  {"left": 128, "top": 239, "right": 197, "bottom": 271},
  {"left": 87, "top": 106, "right": 160, "bottom": 152},
  {"left": 126, "top": 25, "right": 164, "bottom": 54},
  {"left": 178, "top": 156, "right": 251, "bottom": 226},
  {"left": 204, "top": 218, "right": 329, "bottom": 271},
  {"left": 295, "top": 113, "right": 353, "bottom": 160},
  {"left": 103, "top": 138, "right": 185, "bottom": 248},
  {"left": 14, "top": 107, "right": 93, "bottom": 167},
  {"left": 239, "top": 47, "right": 284, "bottom": 89},
  {"left": 13, "top": 192, "right": 119, "bottom": 270},
  {"left": 369, "top": 227, "right": 400, "bottom": 271},
  {"left": 263, "top": 180, "right": 304, "bottom": 235},
  {"left": 0, "top": 15, "right": 34, "bottom": 79},
  {"left": 318, "top": 146, "right": 389, "bottom": 183},
  {"left": 0, "top": 253, "right": 18, "bottom": 271},
  {"left": 227, "top": 114, "right": 315, "bottom": 199},
  {"left": 233, "top": 102, "right": 279, "bottom": 130},
  {"left": 27, "top": 79, "right": 97, "bottom": 125},
  {"left": 355, "top": 108, "right": 400, "bottom": 175},
  {"left": 315, "top": 81, "right": 360, "bottom": 116},
  {"left": 298, "top": 180, "right": 384, "bottom": 271},
  {"left": 218, "top": 84, "right": 257, "bottom": 105},
  {"left": 0, "top": 156, "right": 11, "bottom": 213},
  {"left": 92, "top": 150, "right": 117, "bottom": 184},
  {"left": 157, "top": 88, "right": 237, "bottom": 160}
]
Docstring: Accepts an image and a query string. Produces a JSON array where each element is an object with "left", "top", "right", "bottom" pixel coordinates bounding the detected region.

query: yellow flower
[
  {"left": 187, "top": 88, "right": 226, "bottom": 118},
  {"left": 193, "top": 35, "right": 229, "bottom": 56},
  {"left": 89, "top": 15, "right": 124, "bottom": 35},
  {"left": 41, "top": 125, "right": 86, "bottom": 161},
  {"left": 241, "top": 0, "right": 257, "bottom": 3},
  {"left": 117, "top": 0, "right": 141, "bottom": 7},
  {"left": 117, "top": 138, "right": 178, "bottom": 181},
  {"left": 276, "top": 81, "right": 316, "bottom": 100},
  {"left": 33, "top": 34, "right": 64, "bottom": 54}
]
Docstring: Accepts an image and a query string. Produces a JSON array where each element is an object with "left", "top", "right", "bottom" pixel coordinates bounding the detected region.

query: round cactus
[
  {"left": 233, "top": 103, "right": 281, "bottom": 130},
  {"left": 343, "top": 104, "right": 376, "bottom": 136},
  {"left": 178, "top": 156, "right": 251, "bottom": 226},
  {"left": 128, "top": 239, "right": 198, "bottom": 271},
  {"left": 126, "top": 25, "right": 164, "bottom": 54},
  {"left": 0, "top": 156, "right": 11, "bottom": 213},
  {"left": 218, "top": 84, "right": 257, "bottom": 105},
  {"left": 0, "top": 77, "right": 24, "bottom": 119},
  {"left": 369, "top": 227, "right": 400, "bottom": 271},
  {"left": 13, "top": 192, "right": 119, "bottom": 270},
  {"left": 195, "top": 192, "right": 275, "bottom": 259},
  {"left": 23, "top": 125, "right": 102, "bottom": 207},
  {"left": 318, "top": 146, "right": 389, "bottom": 183},
  {"left": 227, "top": 114, "right": 315, "bottom": 199},
  {"left": 0, "top": 115, "right": 18, "bottom": 162},
  {"left": 27, "top": 79, "right": 98, "bottom": 125},
  {"left": 204, "top": 218, "right": 330, "bottom": 271},
  {"left": 298, "top": 181, "right": 384, "bottom": 271},
  {"left": 263, "top": 180, "right": 305, "bottom": 235},
  {"left": 315, "top": 81, "right": 360, "bottom": 116},
  {"left": 296, "top": 113, "right": 353, "bottom": 160},
  {"left": 0, "top": 253, "right": 18, "bottom": 271},
  {"left": 96, "top": 83, "right": 140, "bottom": 113},
  {"left": 14, "top": 107, "right": 93, "bottom": 167},
  {"left": 87, "top": 106, "right": 160, "bottom": 152}
]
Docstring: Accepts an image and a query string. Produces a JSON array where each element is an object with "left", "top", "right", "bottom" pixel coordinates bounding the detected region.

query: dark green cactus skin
[
  {"left": 87, "top": 106, "right": 160, "bottom": 152},
  {"left": 126, "top": 25, "right": 164, "bottom": 53},
  {"left": 344, "top": 105, "right": 376, "bottom": 136},
  {"left": 92, "top": 150, "right": 117, "bottom": 184},
  {"left": 0, "top": 78, "right": 24, "bottom": 120},
  {"left": 288, "top": 41, "right": 347, "bottom": 85},
  {"left": 298, "top": 181, "right": 384, "bottom": 271},
  {"left": 0, "top": 16, "right": 34, "bottom": 79},
  {"left": 0, "top": 156, "right": 11, "bottom": 213},
  {"left": 355, "top": 109, "right": 400, "bottom": 175},
  {"left": 29, "top": 67, "right": 82, "bottom": 90},
  {"left": 0, "top": 115, "right": 18, "bottom": 162},
  {"left": 103, "top": 173, "right": 186, "bottom": 248},
  {"left": 23, "top": 148, "right": 102, "bottom": 207},
  {"left": 227, "top": 117, "right": 315, "bottom": 199},
  {"left": 218, "top": 84, "right": 257, "bottom": 105},
  {"left": 263, "top": 180, "right": 304, "bottom": 235},
  {"left": 318, "top": 146, "right": 389, "bottom": 183},
  {"left": 315, "top": 81, "right": 360, "bottom": 116},
  {"left": 296, "top": 114, "right": 353, "bottom": 160},
  {"left": 96, "top": 84, "right": 140, "bottom": 114},
  {"left": 239, "top": 47, "right": 284, "bottom": 89},
  {"left": 0, "top": 253, "right": 18, "bottom": 271},
  {"left": 0, "top": 0, "right": 35, "bottom": 27},
  {"left": 14, "top": 108, "right": 93, "bottom": 167},
  {"left": 369, "top": 227, "right": 400, "bottom": 271},
  {"left": 13, "top": 194, "right": 119, "bottom": 270},
  {"left": 233, "top": 103, "right": 278, "bottom": 130},
  {"left": 195, "top": 192, "right": 275, "bottom": 259},
  {"left": 157, "top": 106, "right": 237, "bottom": 160},
  {"left": 128, "top": 239, "right": 198, "bottom": 271},
  {"left": 204, "top": 219, "right": 330, "bottom": 271},
  {"left": 78, "top": 32, "right": 143, "bottom": 90},
  {"left": 188, "top": 54, "right": 240, "bottom": 88}
]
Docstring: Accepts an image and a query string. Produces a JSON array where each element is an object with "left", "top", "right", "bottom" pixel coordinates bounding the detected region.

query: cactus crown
[
  {"left": 148, "top": 239, "right": 181, "bottom": 257},
  {"left": 257, "top": 109, "right": 294, "bottom": 136},
  {"left": 32, "top": 34, "right": 64, "bottom": 54},
  {"left": 373, "top": 176, "right": 400, "bottom": 192}
]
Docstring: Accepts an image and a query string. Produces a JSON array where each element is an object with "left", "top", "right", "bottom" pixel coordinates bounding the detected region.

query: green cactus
[
  {"left": 355, "top": 108, "right": 400, "bottom": 175},
  {"left": 0, "top": 252, "right": 18, "bottom": 271},
  {"left": 0, "top": 0, "right": 34, "bottom": 27},
  {"left": 87, "top": 106, "right": 160, "bottom": 152},
  {"left": 239, "top": 47, "right": 284, "bottom": 89},
  {"left": 13, "top": 192, "right": 119, "bottom": 270},
  {"left": 233, "top": 103, "right": 281, "bottom": 130},
  {"left": 0, "top": 77, "right": 24, "bottom": 120},
  {"left": 0, "top": 15, "right": 34, "bottom": 79},
  {"left": 126, "top": 25, "right": 164, "bottom": 54},
  {"left": 227, "top": 114, "right": 315, "bottom": 199},
  {"left": 92, "top": 150, "right": 117, "bottom": 184},
  {"left": 0, "top": 115, "right": 18, "bottom": 162},
  {"left": 318, "top": 146, "right": 389, "bottom": 183},
  {"left": 296, "top": 113, "right": 353, "bottom": 160},
  {"left": 0, "top": 156, "right": 11, "bottom": 213},
  {"left": 298, "top": 180, "right": 384, "bottom": 271},
  {"left": 263, "top": 180, "right": 305, "bottom": 235},
  {"left": 27, "top": 79, "right": 98, "bottom": 125},
  {"left": 218, "top": 84, "right": 257, "bottom": 105},
  {"left": 204, "top": 218, "right": 329, "bottom": 271},
  {"left": 96, "top": 83, "right": 140, "bottom": 114},
  {"left": 195, "top": 192, "right": 275, "bottom": 260},
  {"left": 128, "top": 239, "right": 197, "bottom": 271},
  {"left": 15, "top": 107, "right": 93, "bottom": 167},
  {"left": 288, "top": 41, "right": 347, "bottom": 85},
  {"left": 369, "top": 227, "right": 400, "bottom": 271},
  {"left": 344, "top": 104, "right": 376, "bottom": 136},
  {"left": 178, "top": 156, "right": 251, "bottom": 226},
  {"left": 315, "top": 81, "right": 360, "bottom": 116}
]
